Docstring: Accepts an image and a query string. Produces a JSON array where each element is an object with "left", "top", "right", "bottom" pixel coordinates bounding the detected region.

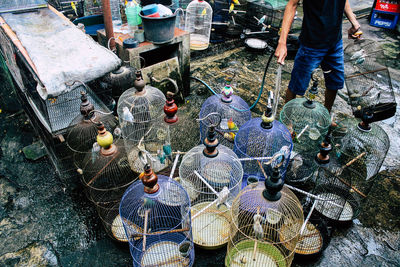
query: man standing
[{"left": 275, "top": 0, "right": 362, "bottom": 112}]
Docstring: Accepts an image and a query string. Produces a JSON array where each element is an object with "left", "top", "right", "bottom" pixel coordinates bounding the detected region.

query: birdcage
[
  {"left": 332, "top": 117, "right": 389, "bottom": 181},
  {"left": 66, "top": 91, "right": 118, "bottom": 169},
  {"left": 312, "top": 167, "right": 364, "bottom": 224},
  {"left": 179, "top": 117, "right": 243, "bottom": 249},
  {"left": 79, "top": 123, "right": 138, "bottom": 240},
  {"left": 294, "top": 200, "right": 331, "bottom": 259},
  {"left": 234, "top": 107, "right": 293, "bottom": 187},
  {"left": 80, "top": 122, "right": 137, "bottom": 204},
  {"left": 199, "top": 77, "right": 251, "bottom": 150},
  {"left": 117, "top": 70, "right": 171, "bottom": 173},
  {"left": 280, "top": 77, "right": 331, "bottom": 185},
  {"left": 344, "top": 39, "right": 397, "bottom": 119},
  {"left": 225, "top": 167, "right": 304, "bottom": 267},
  {"left": 120, "top": 165, "right": 194, "bottom": 267},
  {"left": 185, "top": 0, "right": 213, "bottom": 50}
]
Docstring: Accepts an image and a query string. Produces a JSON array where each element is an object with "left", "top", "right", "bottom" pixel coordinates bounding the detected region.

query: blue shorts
[{"left": 289, "top": 40, "right": 344, "bottom": 96}]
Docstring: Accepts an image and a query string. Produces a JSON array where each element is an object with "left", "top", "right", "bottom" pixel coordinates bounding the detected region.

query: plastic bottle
[
  {"left": 110, "top": 0, "right": 122, "bottom": 29},
  {"left": 185, "top": 0, "right": 213, "bottom": 50},
  {"left": 126, "top": 0, "right": 142, "bottom": 35}
]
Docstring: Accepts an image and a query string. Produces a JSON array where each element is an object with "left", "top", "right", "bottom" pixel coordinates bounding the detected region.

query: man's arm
[
  {"left": 344, "top": 0, "right": 362, "bottom": 39},
  {"left": 275, "top": 0, "right": 300, "bottom": 64}
]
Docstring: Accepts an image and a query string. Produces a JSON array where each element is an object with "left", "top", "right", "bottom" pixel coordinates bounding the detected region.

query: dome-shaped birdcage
[
  {"left": 66, "top": 91, "right": 118, "bottom": 169},
  {"left": 312, "top": 167, "right": 364, "bottom": 225},
  {"left": 294, "top": 199, "right": 331, "bottom": 259},
  {"left": 280, "top": 77, "right": 331, "bottom": 185},
  {"left": 179, "top": 117, "right": 243, "bottom": 249},
  {"left": 234, "top": 107, "right": 293, "bottom": 187},
  {"left": 185, "top": 0, "right": 213, "bottom": 50},
  {"left": 120, "top": 165, "right": 194, "bottom": 267},
  {"left": 80, "top": 123, "right": 138, "bottom": 241},
  {"left": 226, "top": 167, "right": 304, "bottom": 267},
  {"left": 344, "top": 39, "right": 396, "bottom": 119},
  {"left": 332, "top": 116, "right": 389, "bottom": 181},
  {"left": 117, "top": 70, "right": 171, "bottom": 173},
  {"left": 199, "top": 77, "right": 252, "bottom": 150}
]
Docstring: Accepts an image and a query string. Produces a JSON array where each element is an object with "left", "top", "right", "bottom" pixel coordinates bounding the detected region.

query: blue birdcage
[
  {"left": 234, "top": 106, "right": 293, "bottom": 187},
  {"left": 199, "top": 77, "right": 251, "bottom": 150},
  {"left": 120, "top": 165, "right": 194, "bottom": 267}
]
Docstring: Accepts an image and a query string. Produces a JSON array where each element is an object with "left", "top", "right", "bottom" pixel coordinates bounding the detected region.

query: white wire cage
[
  {"left": 117, "top": 70, "right": 171, "bottom": 173},
  {"left": 179, "top": 118, "right": 244, "bottom": 249},
  {"left": 120, "top": 165, "right": 194, "bottom": 267},
  {"left": 226, "top": 168, "right": 304, "bottom": 267}
]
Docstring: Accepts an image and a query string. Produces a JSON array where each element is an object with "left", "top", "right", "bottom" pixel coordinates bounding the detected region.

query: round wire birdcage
[
  {"left": 80, "top": 123, "right": 138, "bottom": 204},
  {"left": 312, "top": 167, "right": 363, "bottom": 224},
  {"left": 117, "top": 70, "right": 171, "bottom": 173},
  {"left": 234, "top": 109, "right": 293, "bottom": 187},
  {"left": 225, "top": 168, "right": 304, "bottom": 267},
  {"left": 280, "top": 78, "right": 331, "bottom": 185},
  {"left": 179, "top": 119, "right": 243, "bottom": 249},
  {"left": 120, "top": 165, "right": 194, "bottom": 267},
  {"left": 344, "top": 39, "right": 397, "bottom": 119},
  {"left": 66, "top": 92, "right": 118, "bottom": 169},
  {"left": 332, "top": 117, "right": 389, "bottom": 181},
  {"left": 199, "top": 77, "right": 251, "bottom": 150},
  {"left": 294, "top": 200, "right": 331, "bottom": 259},
  {"left": 79, "top": 123, "right": 138, "bottom": 241}
]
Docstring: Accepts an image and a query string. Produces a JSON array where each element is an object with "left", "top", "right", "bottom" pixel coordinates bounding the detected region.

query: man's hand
[
  {"left": 275, "top": 42, "right": 287, "bottom": 65},
  {"left": 348, "top": 25, "right": 362, "bottom": 39}
]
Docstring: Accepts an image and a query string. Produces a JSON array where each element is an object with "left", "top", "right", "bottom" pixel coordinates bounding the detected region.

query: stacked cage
[
  {"left": 199, "top": 77, "right": 251, "bottom": 150},
  {"left": 117, "top": 70, "right": 171, "bottom": 173},
  {"left": 226, "top": 167, "right": 304, "bottom": 267},
  {"left": 66, "top": 91, "right": 118, "bottom": 170},
  {"left": 179, "top": 116, "right": 243, "bottom": 249},
  {"left": 80, "top": 123, "right": 138, "bottom": 242},
  {"left": 234, "top": 106, "right": 293, "bottom": 187},
  {"left": 344, "top": 39, "right": 397, "bottom": 119},
  {"left": 280, "top": 77, "right": 331, "bottom": 185},
  {"left": 120, "top": 165, "right": 194, "bottom": 266}
]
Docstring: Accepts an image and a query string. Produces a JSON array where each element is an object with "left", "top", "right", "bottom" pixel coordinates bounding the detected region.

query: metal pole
[{"left": 102, "top": 0, "right": 116, "bottom": 52}]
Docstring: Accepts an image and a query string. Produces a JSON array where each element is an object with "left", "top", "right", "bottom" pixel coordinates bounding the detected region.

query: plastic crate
[
  {"left": 375, "top": 0, "right": 400, "bottom": 13},
  {"left": 370, "top": 9, "right": 399, "bottom": 29}
]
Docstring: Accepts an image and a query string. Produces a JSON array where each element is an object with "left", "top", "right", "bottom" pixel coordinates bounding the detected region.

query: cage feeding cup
[
  {"left": 199, "top": 77, "right": 251, "bottom": 150},
  {"left": 117, "top": 70, "right": 172, "bottom": 173},
  {"left": 344, "top": 39, "right": 397, "bottom": 119},
  {"left": 80, "top": 122, "right": 138, "bottom": 241},
  {"left": 120, "top": 165, "right": 194, "bottom": 267},
  {"left": 234, "top": 106, "right": 293, "bottom": 187},
  {"left": 179, "top": 114, "right": 243, "bottom": 249},
  {"left": 280, "top": 76, "right": 331, "bottom": 184},
  {"left": 66, "top": 91, "right": 118, "bottom": 169},
  {"left": 225, "top": 167, "right": 304, "bottom": 267}
]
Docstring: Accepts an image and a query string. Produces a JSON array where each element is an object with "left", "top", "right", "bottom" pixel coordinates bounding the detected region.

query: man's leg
[
  {"left": 285, "top": 88, "right": 297, "bottom": 103},
  {"left": 324, "top": 88, "right": 338, "bottom": 112},
  {"left": 321, "top": 40, "right": 345, "bottom": 113},
  {"left": 287, "top": 44, "right": 324, "bottom": 103}
]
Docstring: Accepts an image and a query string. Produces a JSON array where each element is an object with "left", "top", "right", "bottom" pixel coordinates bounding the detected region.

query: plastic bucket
[{"left": 140, "top": 11, "right": 176, "bottom": 44}]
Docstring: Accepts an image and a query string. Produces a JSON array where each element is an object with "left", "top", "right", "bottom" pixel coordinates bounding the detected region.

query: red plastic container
[{"left": 375, "top": 0, "right": 400, "bottom": 13}]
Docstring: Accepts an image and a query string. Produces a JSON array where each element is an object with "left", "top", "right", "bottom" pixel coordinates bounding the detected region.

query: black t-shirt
[{"left": 299, "top": 0, "right": 346, "bottom": 49}]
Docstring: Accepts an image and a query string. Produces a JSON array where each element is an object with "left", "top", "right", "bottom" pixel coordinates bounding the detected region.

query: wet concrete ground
[{"left": 1, "top": 5, "right": 400, "bottom": 267}]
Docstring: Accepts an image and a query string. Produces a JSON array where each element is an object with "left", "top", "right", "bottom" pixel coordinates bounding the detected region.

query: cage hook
[{"left": 197, "top": 112, "right": 222, "bottom": 128}]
